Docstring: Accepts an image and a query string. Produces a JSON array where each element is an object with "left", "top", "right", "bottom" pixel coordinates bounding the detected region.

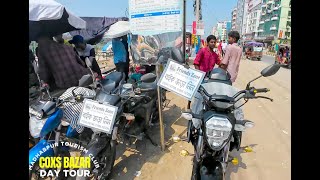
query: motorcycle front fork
[
  {"left": 194, "top": 136, "right": 230, "bottom": 174},
  {"left": 221, "top": 142, "right": 231, "bottom": 172}
]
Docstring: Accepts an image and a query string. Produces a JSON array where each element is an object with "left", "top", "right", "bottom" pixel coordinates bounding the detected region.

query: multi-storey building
[
  {"left": 244, "top": 0, "right": 262, "bottom": 41},
  {"left": 231, "top": 7, "right": 237, "bottom": 30},
  {"left": 257, "top": 0, "right": 291, "bottom": 45},
  {"left": 212, "top": 21, "right": 231, "bottom": 41},
  {"left": 236, "top": 0, "right": 245, "bottom": 34},
  {"left": 241, "top": 1, "right": 249, "bottom": 38}
]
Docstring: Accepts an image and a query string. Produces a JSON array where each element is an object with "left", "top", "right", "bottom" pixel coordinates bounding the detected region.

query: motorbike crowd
[{"left": 29, "top": 31, "right": 281, "bottom": 180}]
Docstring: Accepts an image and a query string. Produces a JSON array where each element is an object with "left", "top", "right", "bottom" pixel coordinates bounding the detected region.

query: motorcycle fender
[
  {"left": 82, "top": 136, "right": 110, "bottom": 158},
  {"left": 40, "top": 109, "right": 63, "bottom": 138},
  {"left": 199, "top": 160, "right": 224, "bottom": 180},
  {"left": 66, "top": 125, "right": 79, "bottom": 138},
  {"left": 29, "top": 139, "right": 54, "bottom": 166}
]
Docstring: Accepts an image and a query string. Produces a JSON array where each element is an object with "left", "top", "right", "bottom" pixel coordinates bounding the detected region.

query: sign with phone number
[
  {"left": 158, "top": 59, "right": 205, "bottom": 100},
  {"left": 78, "top": 99, "right": 118, "bottom": 134}
]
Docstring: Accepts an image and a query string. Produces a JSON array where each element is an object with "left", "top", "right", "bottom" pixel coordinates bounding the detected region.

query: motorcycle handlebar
[
  {"left": 255, "top": 96, "right": 273, "bottom": 102},
  {"left": 139, "top": 88, "right": 156, "bottom": 92},
  {"left": 255, "top": 88, "right": 270, "bottom": 93},
  {"left": 82, "top": 95, "right": 95, "bottom": 99}
]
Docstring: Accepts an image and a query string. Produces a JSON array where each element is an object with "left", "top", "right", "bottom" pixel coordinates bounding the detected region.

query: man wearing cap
[{"left": 69, "top": 35, "right": 102, "bottom": 78}]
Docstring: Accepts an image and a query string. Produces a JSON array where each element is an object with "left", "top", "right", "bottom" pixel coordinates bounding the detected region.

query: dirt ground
[{"left": 109, "top": 58, "right": 291, "bottom": 180}]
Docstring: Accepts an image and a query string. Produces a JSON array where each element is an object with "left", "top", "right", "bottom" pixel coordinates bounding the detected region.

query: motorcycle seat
[
  {"left": 139, "top": 81, "right": 157, "bottom": 90},
  {"left": 206, "top": 79, "right": 232, "bottom": 86},
  {"left": 96, "top": 92, "right": 121, "bottom": 106},
  {"left": 102, "top": 71, "right": 124, "bottom": 87}
]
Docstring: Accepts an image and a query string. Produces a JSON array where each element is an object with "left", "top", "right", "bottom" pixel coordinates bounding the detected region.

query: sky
[{"left": 57, "top": 0, "right": 237, "bottom": 37}]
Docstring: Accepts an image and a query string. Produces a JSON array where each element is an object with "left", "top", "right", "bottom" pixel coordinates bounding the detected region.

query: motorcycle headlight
[
  {"left": 29, "top": 116, "right": 48, "bottom": 138},
  {"left": 205, "top": 116, "right": 232, "bottom": 149}
]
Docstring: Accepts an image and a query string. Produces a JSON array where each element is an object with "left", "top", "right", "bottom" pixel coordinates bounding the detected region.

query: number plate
[{"left": 78, "top": 99, "right": 118, "bottom": 134}]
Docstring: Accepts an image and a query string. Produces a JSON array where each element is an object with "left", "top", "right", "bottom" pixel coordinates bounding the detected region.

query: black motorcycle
[
  {"left": 117, "top": 73, "right": 159, "bottom": 146},
  {"left": 182, "top": 64, "right": 281, "bottom": 180}
]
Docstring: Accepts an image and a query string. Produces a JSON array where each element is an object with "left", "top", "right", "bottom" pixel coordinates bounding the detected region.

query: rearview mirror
[
  {"left": 171, "top": 47, "right": 185, "bottom": 63},
  {"left": 181, "top": 112, "right": 192, "bottom": 120},
  {"left": 85, "top": 57, "right": 92, "bottom": 67},
  {"left": 33, "top": 62, "right": 39, "bottom": 74},
  {"left": 260, "top": 64, "right": 280, "bottom": 77},
  {"left": 79, "top": 74, "right": 93, "bottom": 87},
  {"left": 140, "top": 73, "right": 157, "bottom": 83}
]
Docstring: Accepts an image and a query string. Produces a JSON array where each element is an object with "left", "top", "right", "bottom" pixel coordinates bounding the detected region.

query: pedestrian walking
[
  {"left": 194, "top": 35, "right": 221, "bottom": 76},
  {"left": 222, "top": 40, "right": 228, "bottom": 57},
  {"left": 219, "top": 31, "right": 242, "bottom": 83}
]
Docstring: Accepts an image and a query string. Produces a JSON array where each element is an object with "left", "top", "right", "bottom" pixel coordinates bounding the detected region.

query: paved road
[
  {"left": 261, "top": 55, "right": 276, "bottom": 64},
  {"left": 110, "top": 59, "right": 290, "bottom": 180}
]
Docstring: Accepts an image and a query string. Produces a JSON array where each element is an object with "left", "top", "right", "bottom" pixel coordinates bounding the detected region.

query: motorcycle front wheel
[
  {"left": 99, "top": 140, "right": 116, "bottom": 180},
  {"left": 191, "top": 156, "right": 200, "bottom": 180},
  {"left": 75, "top": 140, "right": 116, "bottom": 180}
]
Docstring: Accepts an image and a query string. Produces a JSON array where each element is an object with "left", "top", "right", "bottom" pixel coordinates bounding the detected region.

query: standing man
[
  {"left": 219, "top": 31, "right": 242, "bottom": 83},
  {"left": 222, "top": 40, "right": 228, "bottom": 57},
  {"left": 194, "top": 35, "right": 221, "bottom": 76},
  {"left": 217, "top": 40, "right": 223, "bottom": 57},
  {"left": 112, "top": 35, "right": 130, "bottom": 81},
  {"left": 36, "top": 34, "right": 90, "bottom": 90},
  {"left": 69, "top": 35, "right": 102, "bottom": 78},
  {"left": 120, "top": 35, "right": 130, "bottom": 79}
]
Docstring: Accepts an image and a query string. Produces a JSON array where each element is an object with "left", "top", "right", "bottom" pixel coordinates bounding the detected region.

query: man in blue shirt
[{"left": 112, "top": 35, "right": 129, "bottom": 80}]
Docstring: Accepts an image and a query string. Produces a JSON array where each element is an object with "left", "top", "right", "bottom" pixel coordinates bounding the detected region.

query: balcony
[
  {"left": 271, "top": 16, "right": 279, "bottom": 21},
  {"left": 265, "top": 18, "right": 270, "bottom": 22},
  {"left": 273, "top": 6, "right": 280, "bottom": 10},
  {"left": 261, "top": 4, "right": 267, "bottom": 8},
  {"left": 259, "top": 21, "right": 265, "bottom": 24},
  {"left": 267, "top": 1, "right": 274, "bottom": 5},
  {"left": 267, "top": 9, "right": 272, "bottom": 13},
  {"left": 258, "top": 29, "right": 264, "bottom": 32},
  {"left": 270, "top": 26, "right": 277, "bottom": 30},
  {"left": 261, "top": 11, "right": 266, "bottom": 15}
]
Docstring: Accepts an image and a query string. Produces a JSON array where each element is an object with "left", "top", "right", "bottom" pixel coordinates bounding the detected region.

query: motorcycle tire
[
  {"left": 99, "top": 140, "right": 116, "bottom": 180},
  {"left": 55, "top": 149, "right": 71, "bottom": 180},
  {"left": 76, "top": 140, "right": 116, "bottom": 180},
  {"left": 191, "top": 156, "right": 200, "bottom": 180}
]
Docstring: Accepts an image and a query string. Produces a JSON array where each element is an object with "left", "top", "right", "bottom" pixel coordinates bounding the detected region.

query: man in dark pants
[{"left": 112, "top": 36, "right": 129, "bottom": 81}]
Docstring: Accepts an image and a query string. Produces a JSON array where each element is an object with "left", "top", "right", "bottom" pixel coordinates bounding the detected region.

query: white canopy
[
  {"left": 29, "top": 0, "right": 86, "bottom": 29},
  {"left": 103, "top": 21, "right": 130, "bottom": 39}
]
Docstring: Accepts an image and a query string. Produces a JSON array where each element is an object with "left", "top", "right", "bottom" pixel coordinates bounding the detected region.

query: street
[
  {"left": 261, "top": 55, "right": 276, "bottom": 64},
  {"left": 110, "top": 56, "right": 291, "bottom": 180}
]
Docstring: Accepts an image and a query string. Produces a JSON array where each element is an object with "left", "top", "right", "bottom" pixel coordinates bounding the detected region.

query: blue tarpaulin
[{"left": 101, "top": 41, "right": 112, "bottom": 52}]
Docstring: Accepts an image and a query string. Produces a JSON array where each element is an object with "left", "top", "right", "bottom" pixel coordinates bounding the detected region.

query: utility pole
[{"left": 196, "top": 0, "right": 200, "bottom": 23}]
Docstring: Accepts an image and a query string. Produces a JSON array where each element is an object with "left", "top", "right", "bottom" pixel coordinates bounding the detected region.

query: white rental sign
[
  {"left": 158, "top": 59, "right": 205, "bottom": 100},
  {"left": 79, "top": 99, "right": 118, "bottom": 134}
]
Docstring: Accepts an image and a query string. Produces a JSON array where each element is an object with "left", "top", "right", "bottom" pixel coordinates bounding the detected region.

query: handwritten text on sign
[
  {"left": 79, "top": 99, "right": 118, "bottom": 134},
  {"left": 158, "top": 59, "right": 205, "bottom": 100}
]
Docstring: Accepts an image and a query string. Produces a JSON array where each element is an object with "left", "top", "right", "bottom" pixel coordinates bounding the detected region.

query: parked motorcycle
[
  {"left": 29, "top": 65, "right": 97, "bottom": 179},
  {"left": 117, "top": 73, "right": 159, "bottom": 146},
  {"left": 29, "top": 91, "right": 75, "bottom": 179},
  {"left": 68, "top": 58, "right": 128, "bottom": 180},
  {"left": 181, "top": 64, "right": 281, "bottom": 180}
]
